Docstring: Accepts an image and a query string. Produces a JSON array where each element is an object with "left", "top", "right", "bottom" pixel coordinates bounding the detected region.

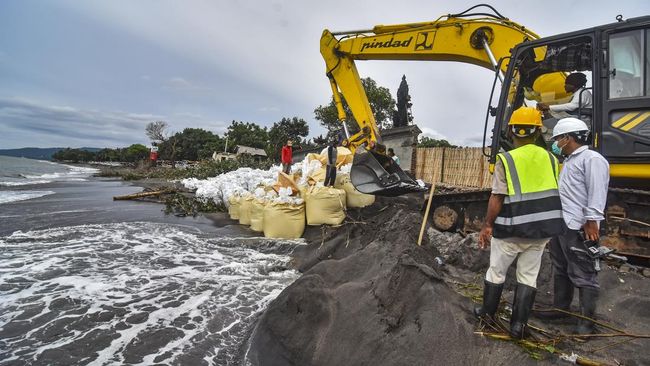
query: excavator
[{"left": 320, "top": 5, "right": 650, "bottom": 257}]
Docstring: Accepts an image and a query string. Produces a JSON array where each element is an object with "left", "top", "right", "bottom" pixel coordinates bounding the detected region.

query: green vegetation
[
  {"left": 96, "top": 156, "right": 273, "bottom": 181},
  {"left": 164, "top": 193, "right": 222, "bottom": 216},
  {"left": 418, "top": 136, "right": 458, "bottom": 148},
  {"left": 267, "top": 117, "right": 310, "bottom": 161},
  {"left": 314, "top": 77, "right": 397, "bottom": 139},
  {"left": 53, "top": 144, "right": 149, "bottom": 162}
]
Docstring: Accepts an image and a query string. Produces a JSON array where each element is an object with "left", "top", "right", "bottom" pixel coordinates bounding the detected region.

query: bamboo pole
[
  {"left": 417, "top": 183, "right": 436, "bottom": 246},
  {"left": 113, "top": 190, "right": 173, "bottom": 201}
]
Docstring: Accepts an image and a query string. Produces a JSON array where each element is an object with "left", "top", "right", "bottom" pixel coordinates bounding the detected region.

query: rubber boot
[
  {"left": 534, "top": 275, "right": 574, "bottom": 320},
  {"left": 510, "top": 283, "right": 537, "bottom": 339},
  {"left": 474, "top": 280, "right": 504, "bottom": 320},
  {"left": 575, "top": 287, "right": 599, "bottom": 335}
]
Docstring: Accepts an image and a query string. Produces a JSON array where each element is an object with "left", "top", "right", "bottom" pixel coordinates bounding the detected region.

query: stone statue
[{"left": 393, "top": 75, "right": 413, "bottom": 127}]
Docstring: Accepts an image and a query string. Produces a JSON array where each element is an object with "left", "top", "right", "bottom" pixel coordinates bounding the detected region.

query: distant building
[
  {"left": 212, "top": 145, "right": 267, "bottom": 162},
  {"left": 212, "top": 152, "right": 237, "bottom": 162}
]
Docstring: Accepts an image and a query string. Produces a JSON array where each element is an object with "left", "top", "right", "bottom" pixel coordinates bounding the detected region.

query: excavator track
[{"left": 423, "top": 186, "right": 650, "bottom": 261}]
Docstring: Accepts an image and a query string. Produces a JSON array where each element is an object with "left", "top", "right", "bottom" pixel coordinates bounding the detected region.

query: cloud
[
  {"left": 0, "top": 97, "right": 225, "bottom": 148},
  {"left": 162, "top": 77, "right": 212, "bottom": 95},
  {"left": 259, "top": 106, "right": 280, "bottom": 112},
  {"left": 419, "top": 127, "right": 447, "bottom": 140}
]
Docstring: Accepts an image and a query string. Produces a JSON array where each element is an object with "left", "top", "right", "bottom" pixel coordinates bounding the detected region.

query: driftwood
[{"left": 113, "top": 190, "right": 174, "bottom": 201}]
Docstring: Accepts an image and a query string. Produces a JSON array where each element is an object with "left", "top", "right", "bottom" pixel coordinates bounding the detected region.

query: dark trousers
[
  {"left": 282, "top": 163, "right": 291, "bottom": 174},
  {"left": 549, "top": 229, "right": 599, "bottom": 289},
  {"left": 324, "top": 165, "right": 336, "bottom": 186}
]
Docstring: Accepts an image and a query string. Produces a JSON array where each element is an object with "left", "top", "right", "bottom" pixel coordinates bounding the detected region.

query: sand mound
[{"left": 248, "top": 195, "right": 650, "bottom": 366}]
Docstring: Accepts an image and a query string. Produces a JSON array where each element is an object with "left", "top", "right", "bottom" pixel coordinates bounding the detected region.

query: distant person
[
  {"left": 387, "top": 148, "right": 400, "bottom": 165},
  {"left": 281, "top": 140, "right": 293, "bottom": 174},
  {"left": 474, "top": 107, "right": 565, "bottom": 339},
  {"left": 324, "top": 139, "right": 338, "bottom": 187}
]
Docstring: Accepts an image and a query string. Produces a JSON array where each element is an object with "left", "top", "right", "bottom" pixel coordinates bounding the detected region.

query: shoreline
[{"left": 90, "top": 172, "right": 650, "bottom": 366}]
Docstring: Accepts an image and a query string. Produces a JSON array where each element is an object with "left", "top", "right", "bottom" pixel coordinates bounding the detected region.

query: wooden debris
[{"left": 113, "top": 190, "right": 173, "bottom": 201}]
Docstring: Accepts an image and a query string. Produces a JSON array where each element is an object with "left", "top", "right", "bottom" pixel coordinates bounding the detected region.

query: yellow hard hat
[{"left": 508, "top": 107, "right": 542, "bottom": 127}]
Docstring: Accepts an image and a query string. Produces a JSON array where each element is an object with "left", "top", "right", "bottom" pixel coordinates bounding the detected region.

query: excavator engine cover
[{"left": 350, "top": 149, "right": 426, "bottom": 196}]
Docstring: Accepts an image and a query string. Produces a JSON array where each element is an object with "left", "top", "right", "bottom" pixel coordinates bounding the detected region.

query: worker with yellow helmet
[{"left": 474, "top": 106, "right": 565, "bottom": 339}]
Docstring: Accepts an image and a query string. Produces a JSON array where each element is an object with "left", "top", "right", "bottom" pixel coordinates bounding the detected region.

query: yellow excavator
[{"left": 321, "top": 5, "right": 650, "bottom": 256}]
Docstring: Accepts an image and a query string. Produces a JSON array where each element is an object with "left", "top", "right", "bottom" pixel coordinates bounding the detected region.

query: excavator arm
[{"left": 320, "top": 5, "right": 567, "bottom": 196}]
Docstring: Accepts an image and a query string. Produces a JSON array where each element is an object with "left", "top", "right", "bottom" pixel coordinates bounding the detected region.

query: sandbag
[
  {"left": 239, "top": 196, "right": 254, "bottom": 225},
  {"left": 307, "top": 153, "right": 327, "bottom": 166},
  {"left": 305, "top": 186, "right": 346, "bottom": 226},
  {"left": 263, "top": 202, "right": 306, "bottom": 239},
  {"left": 228, "top": 196, "right": 241, "bottom": 220},
  {"left": 319, "top": 146, "right": 353, "bottom": 166},
  {"left": 334, "top": 174, "right": 374, "bottom": 208},
  {"left": 334, "top": 173, "right": 350, "bottom": 189},
  {"left": 250, "top": 199, "right": 266, "bottom": 232},
  {"left": 308, "top": 167, "right": 326, "bottom": 185},
  {"left": 298, "top": 185, "right": 308, "bottom": 199},
  {"left": 342, "top": 180, "right": 375, "bottom": 208}
]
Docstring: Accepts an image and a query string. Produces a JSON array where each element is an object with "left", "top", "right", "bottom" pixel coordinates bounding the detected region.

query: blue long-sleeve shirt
[{"left": 558, "top": 146, "right": 610, "bottom": 230}]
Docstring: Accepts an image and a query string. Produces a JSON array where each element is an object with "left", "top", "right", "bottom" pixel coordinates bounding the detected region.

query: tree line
[
  {"left": 53, "top": 76, "right": 454, "bottom": 164},
  {"left": 52, "top": 145, "right": 150, "bottom": 163}
]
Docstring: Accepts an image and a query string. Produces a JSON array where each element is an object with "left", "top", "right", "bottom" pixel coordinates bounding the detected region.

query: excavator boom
[{"left": 320, "top": 5, "right": 567, "bottom": 196}]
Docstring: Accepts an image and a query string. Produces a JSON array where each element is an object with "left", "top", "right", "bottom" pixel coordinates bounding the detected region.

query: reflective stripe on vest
[{"left": 493, "top": 144, "right": 565, "bottom": 239}]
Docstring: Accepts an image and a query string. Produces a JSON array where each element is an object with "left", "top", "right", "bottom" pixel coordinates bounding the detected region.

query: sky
[{"left": 1, "top": 0, "right": 649, "bottom": 149}]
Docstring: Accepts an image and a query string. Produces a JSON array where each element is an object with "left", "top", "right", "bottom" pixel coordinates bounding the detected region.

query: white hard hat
[{"left": 551, "top": 117, "right": 589, "bottom": 139}]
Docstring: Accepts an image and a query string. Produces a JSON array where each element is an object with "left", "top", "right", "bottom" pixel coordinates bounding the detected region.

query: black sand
[{"left": 248, "top": 195, "right": 650, "bottom": 366}]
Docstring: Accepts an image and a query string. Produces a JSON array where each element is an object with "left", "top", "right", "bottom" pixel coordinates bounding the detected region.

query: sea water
[
  {"left": 0, "top": 156, "right": 301, "bottom": 365},
  {"left": 0, "top": 155, "right": 98, "bottom": 203}
]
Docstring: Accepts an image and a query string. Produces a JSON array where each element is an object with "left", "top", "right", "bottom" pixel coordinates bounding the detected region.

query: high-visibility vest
[{"left": 493, "top": 144, "right": 565, "bottom": 239}]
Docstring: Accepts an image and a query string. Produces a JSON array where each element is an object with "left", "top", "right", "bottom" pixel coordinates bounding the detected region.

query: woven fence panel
[
  {"left": 415, "top": 147, "right": 491, "bottom": 188},
  {"left": 415, "top": 148, "right": 443, "bottom": 184}
]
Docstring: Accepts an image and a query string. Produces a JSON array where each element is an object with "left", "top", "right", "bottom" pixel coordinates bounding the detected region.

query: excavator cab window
[
  {"left": 496, "top": 37, "right": 594, "bottom": 153},
  {"left": 602, "top": 27, "right": 650, "bottom": 158}
]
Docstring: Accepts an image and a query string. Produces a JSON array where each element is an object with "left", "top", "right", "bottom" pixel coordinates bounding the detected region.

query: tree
[
  {"left": 145, "top": 121, "right": 168, "bottom": 142},
  {"left": 169, "top": 128, "right": 222, "bottom": 161},
  {"left": 122, "top": 144, "right": 149, "bottom": 162},
  {"left": 145, "top": 120, "right": 181, "bottom": 167},
  {"left": 267, "top": 117, "right": 309, "bottom": 161},
  {"left": 418, "top": 136, "right": 457, "bottom": 148},
  {"left": 226, "top": 121, "right": 269, "bottom": 151},
  {"left": 52, "top": 148, "right": 95, "bottom": 162},
  {"left": 314, "top": 77, "right": 396, "bottom": 139}
]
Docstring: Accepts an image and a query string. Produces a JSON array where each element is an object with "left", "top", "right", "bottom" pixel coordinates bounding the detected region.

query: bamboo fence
[{"left": 415, "top": 147, "right": 492, "bottom": 189}]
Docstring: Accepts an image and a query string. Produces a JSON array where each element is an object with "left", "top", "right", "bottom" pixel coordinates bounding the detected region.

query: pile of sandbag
[{"left": 184, "top": 146, "right": 378, "bottom": 239}]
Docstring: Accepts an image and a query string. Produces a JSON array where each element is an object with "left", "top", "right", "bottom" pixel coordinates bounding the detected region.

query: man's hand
[
  {"left": 537, "top": 103, "right": 549, "bottom": 111},
  {"left": 478, "top": 225, "right": 493, "bottom": 250},
  {"left": 583, "top": 220, "right": 600, "bottom": 241}
]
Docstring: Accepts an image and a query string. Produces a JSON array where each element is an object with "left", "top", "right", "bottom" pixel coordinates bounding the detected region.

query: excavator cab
[{"left": 350, "top": 147, "right": 426, "bottom": 196}]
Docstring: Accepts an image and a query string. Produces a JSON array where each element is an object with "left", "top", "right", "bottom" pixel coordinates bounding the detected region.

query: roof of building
[{"left": 235, "top": 145, "right": 267, "bottom": 157}]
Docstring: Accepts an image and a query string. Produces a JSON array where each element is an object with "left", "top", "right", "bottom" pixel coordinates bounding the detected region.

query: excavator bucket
[{"left": 350, "top": 149, "right": 427, "bottom": 196}]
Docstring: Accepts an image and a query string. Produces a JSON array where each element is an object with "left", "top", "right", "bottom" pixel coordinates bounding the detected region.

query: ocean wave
[
  {"left": 0, "top": 179, "right": 53, "bottom": 187},
  {"left": 0, "top": 222, "right": 300, "bottom": 365},
  {"left": 0, "top": 190, "right": 55, "bottom": 204}
]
